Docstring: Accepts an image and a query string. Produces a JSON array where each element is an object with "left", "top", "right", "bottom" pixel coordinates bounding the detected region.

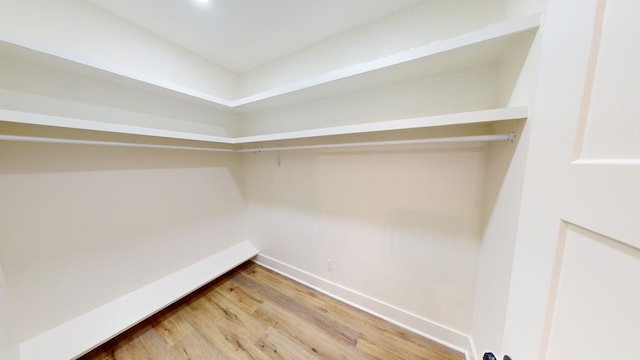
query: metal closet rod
[{"left": 0, "top": 132, "right": 516, "bottom": 153}]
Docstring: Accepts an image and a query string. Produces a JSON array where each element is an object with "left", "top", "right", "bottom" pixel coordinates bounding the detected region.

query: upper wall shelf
[
  {"left": 0, "top": 14, "right": 540, "bottom": 112},
  {"left": 236, "top": 13, "right": 541, "bottom": 110}
]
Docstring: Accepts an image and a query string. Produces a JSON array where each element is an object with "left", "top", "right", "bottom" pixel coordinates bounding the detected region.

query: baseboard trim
[
  {"left": 253, "top": 254, "right": 475, "bottom": 360},
  {"left": 19, "top": 241, "right": 259, "bottom": 360}
]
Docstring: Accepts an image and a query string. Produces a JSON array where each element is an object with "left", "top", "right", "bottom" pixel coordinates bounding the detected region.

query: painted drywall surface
[
  {"left": 0, "top": 0, "right": 238, "bottom": 100},
  {"left": 0, "top": 263, "right": 18, "bottom": 360},
  {"left": 241, "top": 65, "right": 499, "bottom": 136},
  {"left": 243, "top": 142, "right": 487, "bottom": 333},
  {"left": 470, "top": 120, "right": 527, "bottom": 356},
  {"left": 0, "top": 55, "right": 241, "bottom": 137},
  {"left": 496, "top": 29, "right": 541, "bottom": 108},
  {"left": 469, "top": 0, "right": 545, "bottom": 354},
  {"left": 0, "top": 142, "right": 247, "bottom": 341},
  {"left": 505, "top": 0, "right": 546, "bottom": 19},
  {"left": 240, "top": 0, "right": 508, "bottom": 96}
]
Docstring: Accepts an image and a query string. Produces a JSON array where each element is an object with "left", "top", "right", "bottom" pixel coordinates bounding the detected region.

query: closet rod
[
  {"left": 0, "top": 132, "right": 516, "bottom": 152},
  {"left": 0, "top": 134, "right": 235, "bottom": 152},
  {"left": 238, "top": 133, "right": 516, "bottom": 153}
]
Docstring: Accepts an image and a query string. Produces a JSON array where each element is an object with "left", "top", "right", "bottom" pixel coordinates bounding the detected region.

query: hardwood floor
[{"left": 80, "top": 261, "right": 464, "bottom": 360}]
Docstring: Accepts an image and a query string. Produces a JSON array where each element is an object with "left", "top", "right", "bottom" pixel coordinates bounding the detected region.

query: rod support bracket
[{"left": 508, "top": 132, "right": 517, "bottom": 143}]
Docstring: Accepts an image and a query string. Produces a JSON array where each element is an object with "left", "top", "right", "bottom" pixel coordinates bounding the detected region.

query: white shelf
[
  {"left": 1, "top": 107, "right": 528, "bottom": 150},
  {"left": 234, "top": 107, "right": 529, "bottom": 144},
  {"left": 0, "top": 32, "right": 235, "bottom": 109},
  {"left": 234, "top": 14, "right": 540, "bottom": 110},
  {"left": 19, "top": 241, "right": 258, "bottom": 360},
  {"left": 0, "top": 14, "right": 540, "bottom": 111},
  {"left": 0, "top": 13, "right": 538, "bottom": 148}
]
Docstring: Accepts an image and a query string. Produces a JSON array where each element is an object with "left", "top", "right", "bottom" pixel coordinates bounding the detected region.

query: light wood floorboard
[{"left": 80, "top": 261, "right": 464, "bottom": 360}]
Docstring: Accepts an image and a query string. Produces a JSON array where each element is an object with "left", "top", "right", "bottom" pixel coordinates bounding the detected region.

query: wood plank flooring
[{"left": 80, "top": 261, "right": 464, "bottom": 360}]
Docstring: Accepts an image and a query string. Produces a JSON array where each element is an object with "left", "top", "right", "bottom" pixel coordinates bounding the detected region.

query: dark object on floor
[
  {"left": 504, "top": 356, "right": 512, "bottom": 360},
  {"left": 483, "top": 353, "right": 497, "bottom": 360}
]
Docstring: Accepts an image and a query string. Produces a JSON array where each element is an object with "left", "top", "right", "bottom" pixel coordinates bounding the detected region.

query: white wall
[
  {"left": 240, "top": 0, "right": 508, "bottom": 96},
  {"left": 0, "top": 0, "right": 552, "bottom": 356},
  {"left": 0, "top": 141, "right": 247, "bottom": 341},
  {"left": 505, "top": 0, "right": 546, "bottom": 18},
  {"left": 0, "top": 0, "right": 510, "bottom": 103},
  {"left": 0, "top": 53, "right": 241, "bottom": 137},
  {"left": 470, "top": 120, "right": 527, "bottom": 356},
  {"left": 0, "top": 0, "right": 238, "bottom": 100},
  {"left": 243, "top": 140, "right": 488, "bottom": 335},
  {"left": 241, "top": 65, "right": 499, "bottom": 136},
  {"left": 0, "top": 263, "right": 18, "bottom": 360},
  {"left": 467, "top": 0, "right": 546, "bottom": 354}
]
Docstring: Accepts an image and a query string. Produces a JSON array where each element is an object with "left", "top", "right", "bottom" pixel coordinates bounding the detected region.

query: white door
[
  {"left": 502, "top": 0, "right": 640, "bottom": 358},
  {"left": 545, "top": 0, "right": 640, "bottom": 358}
]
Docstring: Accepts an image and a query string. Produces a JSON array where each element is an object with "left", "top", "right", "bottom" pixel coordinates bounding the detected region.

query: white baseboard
[
  {"left": 253, "top": 254, "right": 476, "bottom": 360},
  {"left": 19, "top": 241, "right": 258, "bottom": 360}
]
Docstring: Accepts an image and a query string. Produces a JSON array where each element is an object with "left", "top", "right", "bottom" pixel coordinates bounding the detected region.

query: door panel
[
  {"left": 546, "top": 0, "right": 640, "bottom": 358},
  {"left": 546, "top": 225, "right": 640, "bottom": 359},
  {"left": 564, "top": 163, "right": 640, "bottom": 248},
  {"left": 581, "top": 0, "right": 640, "bottom": 159}
]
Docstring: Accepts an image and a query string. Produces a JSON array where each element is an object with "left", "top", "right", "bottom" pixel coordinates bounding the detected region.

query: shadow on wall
[{"left": 480, "top": 119, "right": 525, "bottom": 232}]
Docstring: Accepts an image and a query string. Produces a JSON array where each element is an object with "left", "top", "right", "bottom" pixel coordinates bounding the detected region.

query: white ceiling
[{"left": 84, "top": 0, "right": 423, "bottom": 74}]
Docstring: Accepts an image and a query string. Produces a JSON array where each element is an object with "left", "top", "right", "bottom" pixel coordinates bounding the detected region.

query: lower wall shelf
[{"left": 18, "top": 241, "right": 258, "bottom": 360}]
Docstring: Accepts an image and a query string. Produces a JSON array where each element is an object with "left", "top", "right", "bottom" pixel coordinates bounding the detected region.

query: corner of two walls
[
  {"left": 0, "top": 0, "right": 547, "bottom": 357},
  {"left": 241, "top": 138, "right": 489, "bottom": 351},
  {"left": 238, "top": 2, "right": 538, "bottom": 356},
  {"left": 471, "top": 119, "right": 527, "bottom": 357},
  {"left": 470, "top": 0, "right": 546, "bottom": 356}
]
